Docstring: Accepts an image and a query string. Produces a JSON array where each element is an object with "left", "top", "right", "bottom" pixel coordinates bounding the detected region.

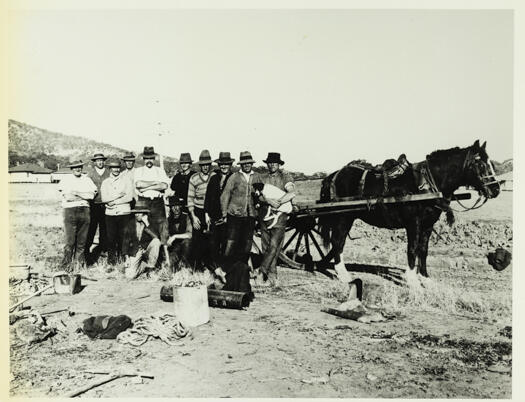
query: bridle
[{"left": 452, "top": 148, "right": 502, "bottom": 212}]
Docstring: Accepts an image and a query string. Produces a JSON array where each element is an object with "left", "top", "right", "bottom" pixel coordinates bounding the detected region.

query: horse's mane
[{"left": 427, "top": 146, "right": 466, "bottom": 160}]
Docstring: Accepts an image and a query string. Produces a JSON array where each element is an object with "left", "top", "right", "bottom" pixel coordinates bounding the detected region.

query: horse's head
[{"left": 463, "top": 140, "right": 501, "bottom": 199}]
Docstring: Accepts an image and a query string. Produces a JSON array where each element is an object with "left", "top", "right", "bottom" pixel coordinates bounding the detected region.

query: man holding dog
[{"left": 256, "top": 152, "right": 296, "bottom": 286}]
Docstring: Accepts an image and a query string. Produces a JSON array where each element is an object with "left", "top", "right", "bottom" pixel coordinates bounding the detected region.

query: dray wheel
[{"left": 277, "top": 215, "right": 332, "bottom": 272}]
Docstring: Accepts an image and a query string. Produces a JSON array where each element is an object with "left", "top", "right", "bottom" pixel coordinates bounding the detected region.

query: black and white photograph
[{"left": 5, "top": 1, "right": 518, "bottom": 398}]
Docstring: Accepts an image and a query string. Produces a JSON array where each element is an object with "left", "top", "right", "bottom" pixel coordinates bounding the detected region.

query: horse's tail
[{"left": 318, "top": 172, "right": 337, "bottom": 248}]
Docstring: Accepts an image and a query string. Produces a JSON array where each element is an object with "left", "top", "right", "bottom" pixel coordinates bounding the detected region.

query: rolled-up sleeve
[
  {"left": 85, "top": 177, "right": 97, "bottom": 199},
  {"left": 283, "top": 172, "right": 295, "bottom": 192}
]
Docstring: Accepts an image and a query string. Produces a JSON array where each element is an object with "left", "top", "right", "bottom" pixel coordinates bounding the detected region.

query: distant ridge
[
  {"left": 8, "top": 119, "right": 178, "bottom": 172},
  {"left": 8, "top": 119, "right": 512, "bottom": 179}
]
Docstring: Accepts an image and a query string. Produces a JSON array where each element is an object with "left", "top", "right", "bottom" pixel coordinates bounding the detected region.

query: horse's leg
[
  {"left": 417, "top": 226, "right": 433, "bottom": 277},
  {"left": 330, "top": 217, "right": 355, "bottom": 283},
  {"left": 405, "top": 220, "right": 420, "bottom": 274}
]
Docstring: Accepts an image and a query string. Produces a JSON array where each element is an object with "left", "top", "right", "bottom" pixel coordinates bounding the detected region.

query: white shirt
[
  {"left": 57, "top": 174, "right": 97, "bottom": 208},
  {"left": 133, "top": 165, "right": 170, "bottom": 199},
  {"left": 240, "top": 170, "right": 254, "bottom": 183},
  {"left": 95, "top": 166, "right": 106, "bottom": 176}
]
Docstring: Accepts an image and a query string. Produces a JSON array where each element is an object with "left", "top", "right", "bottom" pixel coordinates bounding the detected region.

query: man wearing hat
[
  {"left": 187, "top": 149, "right": 215, "bottom": 270},
  {"left": 85, "top": 152, "right": 111, "bottom": 264},
  {"left": 169, "top": 152, "right": 196, "bottom": 209},
  {"left": 166, "top": 197, "right": 192, "bottom": 269},
  {"left": 220, "top": 151, "right": 260, "bottom": 267},
  {"left": 125, "top": 200, "right": 162, "bottom": 279},
  {"left": 133, "top": 146, "right": 170, "bottom": 248},
  {"left": 256, "top": 152, "right": 296, "bottom": 286},
  {"left": 100, "top": 157, "right": 134, "bottom": 265},
  {"left": 57, "top": 160, "right": 97, "bottom": 270},
  {"left": 120, "top": 152, "right": 136, "bottom": 182},
  {"left": 204, "top": 151, "right": 235, "bottom": 270}
]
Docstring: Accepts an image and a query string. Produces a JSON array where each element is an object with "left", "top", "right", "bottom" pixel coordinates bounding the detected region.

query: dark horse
[{"left": 318, "top": 140, "right": 501, "bottom": 277}]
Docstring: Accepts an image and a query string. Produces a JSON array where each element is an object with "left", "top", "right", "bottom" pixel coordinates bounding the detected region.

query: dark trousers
[
  {"left": 259, "top": 212, "right": 288, "bottom": 278},
  {"left": 224, "top": 215, "right": 256, "bottom": 266},
  {"left": 222, "top": 261, "right": 252, "bottom": 294},
  {"left": 137, "top": 197, "right": 168, "bottom": 244},
  {"left": 85, "top": 203, "right": 107, "bottom": 264},
  {"left": 191, "top": 207, "right": 211, "bottom": 270},
  {"left": 169, "top": 239, "right": 191, "bottom": 270},
  {"left": 209, "top": 220, "right": 227, "bottom": 269},
  {"left": 62, "top": 207, "right": 90, "bottom": 270},
  {"left": 105, "top": 214, "right": 134, "bottom": 265}
]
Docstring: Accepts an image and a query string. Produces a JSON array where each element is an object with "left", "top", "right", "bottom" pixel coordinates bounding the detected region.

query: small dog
[{"left": 252, "top": 182, "right": 293, "bottom": 229}]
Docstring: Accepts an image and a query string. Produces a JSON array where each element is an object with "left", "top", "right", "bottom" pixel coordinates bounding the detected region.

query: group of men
[{"left": 58, "top": 146, "right": 296, "bottom": 288}]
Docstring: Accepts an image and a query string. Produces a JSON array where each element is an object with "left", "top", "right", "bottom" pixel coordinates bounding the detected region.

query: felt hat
[
  {"left": 91, "top": 153, "right": 107, "bottom": 161},
  {"left": 237, "top": 151, "right": 255, "bottom": 165},
  {"left": 130, "top": 199, "right": 150, "bottom": 214},
  {"left": 67, "top": 160, "right": 85, "bottom": 168},
  {"left": 142, "top": 146, "right": 157, "bottom": 159},
  {"left": 263, "top": 152, "right": 285, "bottom": 165},
  {"left": 122, "top": 152, "right": 136, "bottom": 161},
  {"left": 215, "top": 151, "right": 235, "bottom": 164},
  {"left": 179, "top": 153, "right": 194, "bottom": 164},
  {"left": 168, "top": 196, "right": 185, "bottom": 206},
  {"left": 197, "top": 149, "right": 213, "bottom": 165},
  {"left": 106, "top": 158, "right": 121, "bottom": 168}
]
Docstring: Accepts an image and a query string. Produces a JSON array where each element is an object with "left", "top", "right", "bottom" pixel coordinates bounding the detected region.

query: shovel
[{"left": 9, "top": 272, "right": 82, "bottom": 313}]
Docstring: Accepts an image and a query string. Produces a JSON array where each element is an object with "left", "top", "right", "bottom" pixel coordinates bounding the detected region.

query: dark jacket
[
  {"left": 204, "top": 171, "right": 233, "bottom": 221},
  {"left": 169, "top": 170, "right": 196, "bottom": 206},
  {"left": 85, "top": 167, "right": 111, "bottom": 204}
]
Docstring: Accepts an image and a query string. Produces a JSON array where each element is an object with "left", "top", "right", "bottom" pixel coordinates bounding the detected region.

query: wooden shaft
[
  {"left": 65, "top": 374, "right": 121, "bottom": 398},
  {"left": 9, "top": 284, "right": 54, "bottom": 312},
  {"left": 84, "top": 370, "right": 154, "bottom": 379}
]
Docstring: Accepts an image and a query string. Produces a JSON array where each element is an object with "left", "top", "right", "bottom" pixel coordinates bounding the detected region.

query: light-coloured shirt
[
  {"left": 133, "top": 166, "right": 170, "bottom": 199},
  {"left": 101, "top": 173, "right": 134, "bottom": 215},
  {"left": 187, "top": 172, "right": 214, "bottom": 210},
  {"left": 57, "top": 174, "right": 97, "bottom": 208}
]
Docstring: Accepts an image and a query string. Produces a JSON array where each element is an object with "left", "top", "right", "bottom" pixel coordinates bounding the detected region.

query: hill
[{"left": 8, "top": 119, "right": 178, "bottom": 172}]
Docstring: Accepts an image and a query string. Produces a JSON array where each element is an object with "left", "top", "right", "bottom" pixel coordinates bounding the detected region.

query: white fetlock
[
  {"left": 334, "top": 261, "right": 351, "bottom": 283},
  {"left": 337, "top": 298, "right": 362, "bottom": 311}
]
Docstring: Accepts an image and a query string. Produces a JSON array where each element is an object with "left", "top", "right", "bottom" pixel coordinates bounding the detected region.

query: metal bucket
[
  {"left": 172, "top": 285, "right": 209, "bottom": 327},
  {"left": 53, "top": 273, "right": 82, "bottom": 295}
]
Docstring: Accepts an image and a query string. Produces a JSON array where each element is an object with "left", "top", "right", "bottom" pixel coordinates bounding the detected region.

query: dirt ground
[{"left": 8, "top": 183, "right": 513, "bottom": 398}]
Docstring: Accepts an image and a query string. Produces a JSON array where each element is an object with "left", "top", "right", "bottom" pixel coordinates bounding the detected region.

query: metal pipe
[{"left": 160, "top": 286, "right": 250, "bottom": 309}]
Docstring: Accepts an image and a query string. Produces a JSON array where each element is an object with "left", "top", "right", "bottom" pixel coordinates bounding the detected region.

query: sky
[{"left": 8, "top": 8, "right": 513, "bottom": 174}]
